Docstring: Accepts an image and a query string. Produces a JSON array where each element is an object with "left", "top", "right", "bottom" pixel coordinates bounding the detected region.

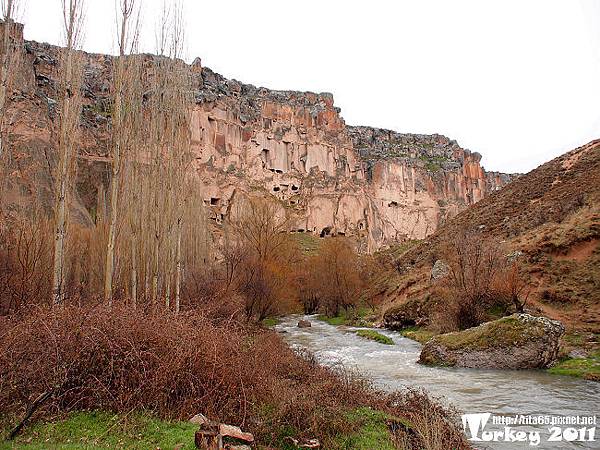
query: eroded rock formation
[{"left": 2, "top": 23, "right": 514, "bottom": 250}]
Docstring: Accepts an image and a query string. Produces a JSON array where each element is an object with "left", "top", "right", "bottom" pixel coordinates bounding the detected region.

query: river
[{"left": 275, "top": 315, "right": 600, "bottom": 449}]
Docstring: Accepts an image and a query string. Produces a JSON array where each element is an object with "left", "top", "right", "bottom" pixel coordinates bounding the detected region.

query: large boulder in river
[
  {"left": 419, "top": 314, "right": 564, "bottom": 369},
  {"left": 298, "top": 320, "right": 312, "bottom": 328}
]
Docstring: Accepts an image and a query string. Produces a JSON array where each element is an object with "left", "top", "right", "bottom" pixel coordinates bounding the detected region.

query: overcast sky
[{"left": 20, "top": 0, "right": 600, "bottom": 173}]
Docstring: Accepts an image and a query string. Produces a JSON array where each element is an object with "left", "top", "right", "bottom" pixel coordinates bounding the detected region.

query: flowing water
[{"left": 276, "top": 315, "right": 600, "bottom": 449}]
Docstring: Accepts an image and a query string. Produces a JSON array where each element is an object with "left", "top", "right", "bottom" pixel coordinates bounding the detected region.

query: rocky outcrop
[
  {"left": 383, "top": 297, "right": 432, "bottom": 329},
  {"left": 2, "top": 22, "right": 514, "bottom": 250},
  {"left": 419, "top": 314, "right": 565, "bottom": 369},
  {"left": 430, "top": 260, "right": 449, "bottom": 281}
]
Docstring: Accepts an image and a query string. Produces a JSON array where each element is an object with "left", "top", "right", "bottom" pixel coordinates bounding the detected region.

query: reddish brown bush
[
  {"left": 300, "top": 237, "right": 363, "bottom": 317},
  {"left": 0, "top": 306, "right": 468, "bottom": 448},
  {"left": 434, "top": 229, "right": 529, "bottom": 331}
]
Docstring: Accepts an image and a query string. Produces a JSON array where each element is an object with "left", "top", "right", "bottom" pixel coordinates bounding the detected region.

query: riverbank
[
  {"left": 0, "top": 307, "right": 468, "bottom": 449},
  {"left": 276, "top": 315, "right": 600, "bottom": 450},
  {"left": 390, "top": 324, "right": 600, "bottom": 381},
  {"left": 0, "top": 409, "right": 404, "bottom": 449}
]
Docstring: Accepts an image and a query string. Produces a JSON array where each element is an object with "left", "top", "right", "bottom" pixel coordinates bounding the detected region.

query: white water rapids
[{"left": 276, "top": 315, "right": 600, "bottom": 450}]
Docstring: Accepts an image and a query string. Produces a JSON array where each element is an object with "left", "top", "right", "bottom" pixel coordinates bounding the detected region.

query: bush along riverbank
[{"left": 0, "top": 306, "right": 470, "bottom": 449}]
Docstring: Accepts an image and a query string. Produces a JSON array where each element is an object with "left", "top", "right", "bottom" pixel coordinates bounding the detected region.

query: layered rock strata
[{"left": 2, "top": 22, "right": 514, "bottom": 250}]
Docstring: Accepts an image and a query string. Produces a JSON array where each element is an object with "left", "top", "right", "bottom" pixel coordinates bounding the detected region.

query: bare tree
[
  {"left": 437, "top": 229, "right": 508, "bottom": 330},
  {"left": 227, "top": 198, "right": 299, "bottom": 321},
  {"left": 312, "top": 238, "right": 361, "bottom": 317},
  {"left": 104, "top": 0, "right": 139, "bottom": 306},
  {"left": 51, "top": 0, "right": 86, "bottom": 305}
]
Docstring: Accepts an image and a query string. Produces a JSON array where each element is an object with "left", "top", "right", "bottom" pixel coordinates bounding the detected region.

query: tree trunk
[
  {"left": 131, "top": 234, "right": 137, "bottom": 308},
  {"left": 175, "top": 218, "right": 182, "bottom": 314},
  {"left": 52, "top": 94, "right": 71, "bottom": 306}
]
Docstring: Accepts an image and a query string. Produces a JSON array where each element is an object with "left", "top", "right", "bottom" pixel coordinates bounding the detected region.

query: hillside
[{"left": 370, "top": 140, "right": 600, "bottom": 350}]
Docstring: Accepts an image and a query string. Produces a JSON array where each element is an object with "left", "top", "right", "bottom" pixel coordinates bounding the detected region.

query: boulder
[
  {"left": 190, "top": 413, "right": 211, "bottom": 427},
  {"left": 419, "top": 314, "right": 564, "bottom": 369},
  {"left": 219, "top": 424, "right": 254, "bottom": 443},
  {"left": 298, "top": 320, "right": 312, "bottom": 328},
  {"left": 430, "top": 259, "right": 449, "bottom": 281},
  {"left": 383, "top": 297, "right": 429, "bottom": 330}
]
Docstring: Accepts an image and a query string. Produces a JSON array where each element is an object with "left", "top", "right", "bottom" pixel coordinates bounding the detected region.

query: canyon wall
[{"left": 3, "top": 27, "right": 514, "bottom": 251}]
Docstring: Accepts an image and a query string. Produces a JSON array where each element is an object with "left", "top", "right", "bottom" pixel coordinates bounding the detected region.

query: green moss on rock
[
  {"left": 355, "top": 330, "right": 394, "bottom": 345},
  {"left": 420, "top": 314, "right": 565, "bottom": 369},
  {"left": 432, "top": 316, "right": 546, "bottom": 351}
]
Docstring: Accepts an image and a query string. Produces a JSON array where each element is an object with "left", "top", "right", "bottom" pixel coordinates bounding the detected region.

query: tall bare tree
[
  {"left": 51, "top": 0, "right": 86, "bottom": 305},
  {"left": 104, "top": 0, "right": 139, "bottom": 306}
]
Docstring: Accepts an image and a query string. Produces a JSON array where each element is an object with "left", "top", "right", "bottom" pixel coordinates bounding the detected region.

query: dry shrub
[
  {"left": 0, "top": 306, "right": 368, "bottom": 444},
  {"left": 300, "top": 237, "right": 363, "bottom": 316},
  {"left": 0, "top": 306, "right": 468, "bottom": 448},
  {"left": 225, "top": 197, "right": 302, "bottom": 321},
  {"left": 388, "top": 389, "right": 469, "bottom": 450},
  {"left": 0, "top": 212, "right": 111, "bottom": 314},
  {"left": 433, "top": 228, "right": 529, "bottom": 331},
  {"left": 0, "top": 215, "right": 53, "bottom": 313}
]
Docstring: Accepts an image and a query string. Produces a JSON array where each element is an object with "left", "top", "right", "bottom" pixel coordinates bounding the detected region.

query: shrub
[
  {"left": 0, "top": 306, "right": 469, "bottom": 449},
  {"left": 434, "top": 229, "right": 529, "bottom": 331}
]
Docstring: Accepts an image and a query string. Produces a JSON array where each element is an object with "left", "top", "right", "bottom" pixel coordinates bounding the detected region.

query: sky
[{"left": 18, "top": 0, "right": 600, "bottom": 173}]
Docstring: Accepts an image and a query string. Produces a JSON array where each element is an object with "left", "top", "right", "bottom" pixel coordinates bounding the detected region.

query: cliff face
[
  {"left": 173, "top": 59, "right": 514, "bottom": 250},
  {"left": 3, "top": 27, "right": 514, "bottom": 250}
]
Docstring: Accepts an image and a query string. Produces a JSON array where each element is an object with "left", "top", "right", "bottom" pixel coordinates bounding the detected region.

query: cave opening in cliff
[
  {"left": 320, "top": 227, "right": 332, "bottom": 238},
  {"left": 273, "top": 186, "right": 280, "bottom": 192},
  {"left": 210, "top": 197, "right": 220, "bottom": 206},
  {"left": 261, "top": 149, "right": 269, "bottom": 166}
]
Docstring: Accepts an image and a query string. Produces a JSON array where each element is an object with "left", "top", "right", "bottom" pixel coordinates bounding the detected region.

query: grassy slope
[
  {"left": 548, "top": 351, "right": 600, "bottom": 381},
  {"left": 336, "top": 408, "right": 398, "bottom": 450},
  {"left": 317, "top": 307, "right": 376, "bottom": 327},
  {"left": 0, "top": 411, "right": 197, "bottom": 450},
  {"left": 369, "top": 141, "right": 600, "bottom": 365},
  {"left": 399, "top": 326, "right": 436, "bottom": 344}
]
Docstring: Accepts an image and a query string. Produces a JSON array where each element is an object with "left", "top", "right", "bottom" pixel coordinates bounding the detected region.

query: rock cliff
[{"left": 2, "top": 24, "right": 513, "bottom": 250}]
